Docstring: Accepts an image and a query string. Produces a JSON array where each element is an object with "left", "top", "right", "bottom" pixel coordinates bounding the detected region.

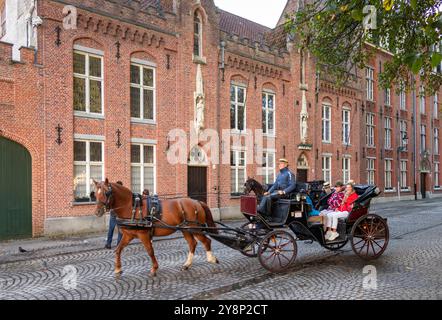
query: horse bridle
[{"left": 98, "top": 183, "right": 113, "bottom": 211}]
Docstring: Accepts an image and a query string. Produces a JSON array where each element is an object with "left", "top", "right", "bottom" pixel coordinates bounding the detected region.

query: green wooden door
[{"left": 0, "top": 137, "right": 32, "bottom": 240}]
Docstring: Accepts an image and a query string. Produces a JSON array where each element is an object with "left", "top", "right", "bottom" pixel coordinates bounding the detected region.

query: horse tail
[{"left": 199, "top": 201, "right": 218, "bottom": 234}]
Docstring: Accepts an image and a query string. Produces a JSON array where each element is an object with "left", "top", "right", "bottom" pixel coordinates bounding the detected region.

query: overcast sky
[{"left": 214, "top": 0, "right": 288, "bottom": 28}]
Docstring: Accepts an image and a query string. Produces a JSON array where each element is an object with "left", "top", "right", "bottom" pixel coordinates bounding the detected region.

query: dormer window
[{"left": 193, "top": 12, "right": 202, "bottom": 57}]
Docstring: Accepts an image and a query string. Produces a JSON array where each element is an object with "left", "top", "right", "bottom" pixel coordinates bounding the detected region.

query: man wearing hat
[
  {"left": 257, "top": 158, "right": 296, "bottom": 220},
  {"left": 320, "top": 181, "right": 332, "bottom": 199}
]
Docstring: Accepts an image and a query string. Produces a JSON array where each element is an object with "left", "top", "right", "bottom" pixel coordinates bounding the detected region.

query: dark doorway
[
  {"left": 420, "top": 173, "right": 427, "bottom": 199},
  {"left": 296, "top": 169, "right": 308, "bottom": 184},
  {"left": 188, "top": 166, "right": 207, "bottom": 203}
]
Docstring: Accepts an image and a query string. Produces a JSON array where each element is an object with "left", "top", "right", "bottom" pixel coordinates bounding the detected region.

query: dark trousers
[
  {"left": 106, "top": 214, "right": 122, "bottom": 247},
  {"left": 258, "top": 192, "right": 285, "bottom": 217}
]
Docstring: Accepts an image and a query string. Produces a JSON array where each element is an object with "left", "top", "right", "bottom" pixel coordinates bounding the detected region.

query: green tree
[{"left": 285, "top": 0, "right": 442, "bottom": 93}]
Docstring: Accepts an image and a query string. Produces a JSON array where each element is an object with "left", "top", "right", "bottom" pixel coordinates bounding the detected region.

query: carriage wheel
[
  {"left": 350, "top": 214, "right": 389, "bottom": 260},
  {"left": 258, "top": 230, "right": 297, "bottom": 273},
  {"left": 323, "top": 238, "right": 349, "bottom": 251},
  {"left": 240, "top": 239, "right": 260, "bottom": 257}
]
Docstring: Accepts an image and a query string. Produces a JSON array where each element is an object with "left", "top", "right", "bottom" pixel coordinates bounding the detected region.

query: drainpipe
[
  {"left": 216, "top": 40, "right": 226, "bottom": 214},
  {"left": 412, "top": 74, "right": 418, "bottom": 200}
]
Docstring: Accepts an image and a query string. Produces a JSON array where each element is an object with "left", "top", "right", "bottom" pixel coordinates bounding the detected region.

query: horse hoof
[
  {"left": 115, "top": 270, "right": 123, "bottom": 276},
  {"left": 216, "top": 259, "right": 220, "bottom": 264},
  {"left": 150, "top": 271, "right": 157, "bottom": 277},
  {"left": 181, "top": 265, "right": 190, "bottom": 271}
]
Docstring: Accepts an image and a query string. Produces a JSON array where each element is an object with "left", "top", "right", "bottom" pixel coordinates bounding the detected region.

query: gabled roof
[{"left": 218, "top": 9, "right": 270, "bottom": 45}]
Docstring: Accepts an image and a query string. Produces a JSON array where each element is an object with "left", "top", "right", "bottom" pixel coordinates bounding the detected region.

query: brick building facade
[{"left": 0, "top": 0, "right": 441, "bottom": 239}]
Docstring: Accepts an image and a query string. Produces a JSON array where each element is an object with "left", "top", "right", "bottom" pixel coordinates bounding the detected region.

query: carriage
[{"left": 224, "top": 181, "right": 390, "bottom": 272}]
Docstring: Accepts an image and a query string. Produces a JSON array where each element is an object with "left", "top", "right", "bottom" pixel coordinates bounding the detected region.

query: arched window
[{"left": 193, "top": 12, "right": 202, "bottom": 57}]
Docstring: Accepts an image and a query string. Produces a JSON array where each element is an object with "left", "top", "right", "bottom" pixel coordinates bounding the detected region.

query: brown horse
[{"left": 93, "top": 179, "right": 219, "bottom": 276}]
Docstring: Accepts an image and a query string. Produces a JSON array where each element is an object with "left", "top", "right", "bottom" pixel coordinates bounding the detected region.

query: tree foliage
[{"left": 285, "top": 0, "right": 442, "bottom": 94}]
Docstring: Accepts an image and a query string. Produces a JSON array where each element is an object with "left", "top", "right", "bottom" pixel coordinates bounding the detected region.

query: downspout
[
  {"left": 216, "top": 40, "right": 226, "bottom": 214},
  {"left": 411, "top": 74, "right": 418, "bottom": 200}
]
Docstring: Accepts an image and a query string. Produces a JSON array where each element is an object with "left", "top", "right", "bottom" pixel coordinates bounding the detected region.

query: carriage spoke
[
  {"left": 372, "top": 238, "right": 385, "bottom": 250},
  {"left": 352, "top": 238, "right": 366, "bottom": 246}
]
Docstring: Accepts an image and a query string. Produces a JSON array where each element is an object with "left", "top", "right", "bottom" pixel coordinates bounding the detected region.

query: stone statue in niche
[
  {"left": 195, "top": 94, "right": 205, "bottom": 133},
  {"left": 300, "top": 114, "right": 308, "bottom": 143}
]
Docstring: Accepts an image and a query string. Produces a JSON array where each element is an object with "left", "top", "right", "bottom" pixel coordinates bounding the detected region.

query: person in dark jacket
[
  {"left": 257, "top": 158, "right": 296, "bottom": 220},
  {"left": 105, "top": 181, "right": 123, "bottom": 249}
]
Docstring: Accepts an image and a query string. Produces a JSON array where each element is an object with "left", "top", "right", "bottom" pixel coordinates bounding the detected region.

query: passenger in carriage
[
  {"left": 319, "top": 181, "right": 345, "bottom": 216},
  {"left": 257, "top": 158, "right": 296, "bottom": 221},
  {"left": 324, "top": 182, "right": 359, "bottom": 241}
]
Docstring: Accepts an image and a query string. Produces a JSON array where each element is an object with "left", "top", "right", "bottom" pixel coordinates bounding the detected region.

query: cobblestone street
[{"left": 0, "top": 199, "right": 441, "bottom": 300}]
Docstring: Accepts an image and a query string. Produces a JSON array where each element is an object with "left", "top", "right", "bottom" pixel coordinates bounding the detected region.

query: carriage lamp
[{"left": 296, "top": 193, "right": 301, "bottom": 202}]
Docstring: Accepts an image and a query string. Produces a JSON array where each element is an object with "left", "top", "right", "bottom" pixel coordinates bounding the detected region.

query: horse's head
[
  {"left": 244, "top": 177, "right": 264, "bottom": 196},
  {"left": 93, "top": 178, "right": 114, "bottom": 217}
]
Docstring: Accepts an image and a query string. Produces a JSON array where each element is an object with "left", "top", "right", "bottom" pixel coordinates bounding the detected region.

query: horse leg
[
  {"left": 181, "top": 231, "right": 197, "bottom": 270},
  {"left": 138, "top": 231, "right": 159, "bottom": 277},
  {"left": 115, "top": 230, "right": 134, "bottom": 275},
  {"left": 193, "top": 233, "right": 219, "bottom": 265}
]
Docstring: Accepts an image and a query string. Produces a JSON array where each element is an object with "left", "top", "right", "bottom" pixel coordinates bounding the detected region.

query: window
[
  {"left": 322, "top": 104, "right": 331, "bottom": 143},
  {"left": 230, "top": 85, "right": 246, "bottom": 131},
  {"left": 366, "top": 113, "right": 375, "bottom": 147},
  {"left": 193, "top": 12, "right": 202, "bottom": 57},
  {"left": 419, "top": 85, "right": 425, "bottom": 114},
  {"left": 322, "top": 156, "right": 331, "bottom": 184},
  {"left": 435, "top": 162, "right": 440, "bottom": 189},
  {"left": 385, "top": 159, "right": 393, "bottom": 190},
  {"left": 342, "top": 109, "right": 350, "bottom": 145},
  {"left": 73, "top": 51, "right": 103, "bottom": 115},
  {"left": 434, "top": 128, "right": 439, "bottom": 155},
  {"left": 384, "top": 117, "right": 392, "bottom": 149},
  {"left": 231, "top": 150, "right": 246, "bottom": 195},
  {"left": 399, "top": 87, "right": 406, "bottom": 110},
  {"left": 366, "top": 67, "right": 374, "bottom": 101},
  {"left": 342, "top": 157, "right": 350, "bottom": 184},
  {"left": 420, "top": 125, "right": 426, "bottom": 152},
  {"left": 262, "top": 152, "right": 276, "bottom": 184},
  {"left": 384, "top": 88, "right": 391, "bottom": 106},
  {"left": 367, "top": 158, "right": 375, "bottom": 185},
  {"left": 73, "top": 140, "right": 104, "bottom": 202},
  {"left": 130, "top": 144, "right": 155, "bottom": 194},
  {"left": 0, "top": 5, "right": 6, "bottom": 38},
  {"left": 262, "top": 92, "right": 275, "bottom": 135},
  {"left": 400, "top": 160, "right": 408, "bottom": 189},
  {"left": 130, "top": 63, "right": 155, "bottom": 121},
  {"left": 434, "top": 93, "right": 439, "bottom": 118},
  {"left": 400, "top": 120, "right": 408, "bottom": 150}
]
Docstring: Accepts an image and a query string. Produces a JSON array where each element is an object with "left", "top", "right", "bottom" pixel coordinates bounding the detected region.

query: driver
[{"left": 257, "top": 158, "right": 296, "bottom": 221}]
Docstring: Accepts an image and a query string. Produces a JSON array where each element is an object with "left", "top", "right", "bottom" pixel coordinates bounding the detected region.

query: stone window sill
[
  {"left": 74, "top": 111, "right": 105, "bottom": 120},
  {"left": 131, "top": 118, "right": 156, "bottom": 125}
]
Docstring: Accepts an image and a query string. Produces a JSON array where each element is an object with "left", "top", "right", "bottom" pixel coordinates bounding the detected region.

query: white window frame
[
  {"left": 231, "top": 149, "right": 246, "bottom": 194},
  {"left": 322, "top": 155, "right": 332, "bottom": 184},
  {"left": 130, "top": 144, "right": 156, "bottom": 194},
  {"left": 367, "top": 158, "right": 376, "bottom": 185},
  {"left": 73, "top": 140, "right": 105, "bottom": 202},
  {"left": 322, "top": 104, "right": 331, "bottom": 143},
  {"left": 419, "top": 85, "right": 426, "bottom": 114},
  {"left": 399, "top": 88, "right": 406, "bottom": 110},
  {"left": 130, "top": 62, "right": 156, "bottom": 123},
  {"left": 384, "top": 159, "right": 393, "bottom": 190},
  {"left": 73, "top": 50, "right": 104, "bottom": 117},
  {"left": 434, "top": 162, "right": 440, "bottom": 189},
  {"left": 434, "top": 128, "right": 439, "bottom": 155},
  {"left": 262, "top": 91, "right": 276, "bottom": 136},
  {"left": 384, "top": 88, "right": 391, "bottom": 106},
  {"left": 262, "top": 151, "right": 276, "bottom": 184},
  {"left": 434, "top": 93, "right": 438, "bottom": 118},
  {"left": 230, "top": 84, "right": 247, "bottom": 132},
  {"left": 342, "top": 108, "right": 351, "bottom": 145},
  {"left": 366, "top": 113, "right": 375, "bottom": 147},
  {"left": 342, "top": 157, "right": 350, "bottom": 184},
  {"left": 400, "top": 160, "right": 408, "bottom": 190},
  {"left": 384, "top": 117, "right": 392, "bottom": 149},
  {"left": 420, "top": 124, "right": 426, "bottom": 152},
  {"left": 400, "top": 120, "right": 408, "bottom": 150},
  {"left": 366, "top": 67, "right": 374, "bottom": 101}
]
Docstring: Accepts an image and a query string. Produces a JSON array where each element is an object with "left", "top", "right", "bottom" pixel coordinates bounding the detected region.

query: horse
[
  {"left": 93, "top": 179, "right": 219, "bottom": 276},
  {"left": 243, "top": 177, "right": 268, "bottom": 200}
]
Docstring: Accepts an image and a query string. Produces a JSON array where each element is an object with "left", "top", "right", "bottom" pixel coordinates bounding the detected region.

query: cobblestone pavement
[{"left": 0, "top": 199, "right": 441, "bottom": 300}]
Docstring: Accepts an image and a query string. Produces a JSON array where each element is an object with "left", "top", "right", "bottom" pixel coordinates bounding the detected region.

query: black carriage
[{"left": 236, "top": 183, "right": 389, "bottom": 272}]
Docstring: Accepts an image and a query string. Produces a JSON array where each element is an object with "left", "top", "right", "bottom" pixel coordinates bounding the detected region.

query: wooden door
[{"left": 188, "top": 166, "right": 207, "bottom": 203}]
